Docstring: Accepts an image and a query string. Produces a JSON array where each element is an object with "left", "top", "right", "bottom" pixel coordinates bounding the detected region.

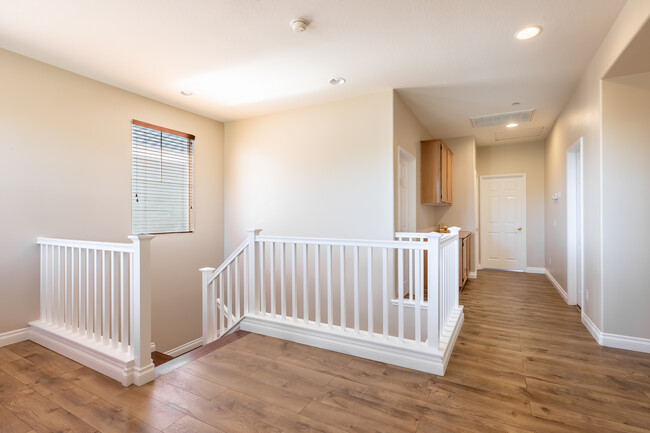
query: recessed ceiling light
[
  {"left": 506, "top": 123, "right": 519, "bottom": 128},
  {"left": 329, "top": 77, "right": 346, "bottom": 86},
  {"left": 515, "top": 25, "right": 542, "bottom": 40},
  {"left": 180, "top": 90, "right": 194, "bottom": 96}
]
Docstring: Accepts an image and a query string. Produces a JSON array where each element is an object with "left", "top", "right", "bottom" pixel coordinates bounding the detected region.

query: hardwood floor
[{"left": 1, "top": 269, "right": 649, "bottom": 432}]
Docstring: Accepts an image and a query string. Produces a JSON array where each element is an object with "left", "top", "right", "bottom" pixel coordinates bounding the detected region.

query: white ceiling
[{"left": 0, "top": 0, "right": 626, "bottom": 146}]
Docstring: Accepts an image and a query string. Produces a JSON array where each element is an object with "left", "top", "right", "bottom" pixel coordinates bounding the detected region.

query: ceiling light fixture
[
  {"left": 329, "top": 77, "right": 346, "bottom": 86},
  {"left": 180, "top": 90, "right": 194, "bottom": 96},
  {"left": 506, "top": 123, "right": 519, "bottom": 128},
  {"left": 515, "top": 25, "right": 542, "bottom": 40}
]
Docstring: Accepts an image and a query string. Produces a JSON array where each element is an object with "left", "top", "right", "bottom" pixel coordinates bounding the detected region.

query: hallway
[{"left": 0, "top": 270, "right": 649, "bottom": 432}]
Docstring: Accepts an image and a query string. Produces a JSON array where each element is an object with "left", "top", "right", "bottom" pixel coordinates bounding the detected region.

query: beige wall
[
  {"left": 224, "top": 91, "right": 394, "bottom": 251},
  {"left": 0, "top": 49, "right": 225, "bottom": 352},
  {"left": 601, "top": 72, "right": 650, "bottom": 338},
  {"left": 433, "top": 136, "right": 477, "bottom": 272},
  {"left": 544, "top": 1, "right": 650, "bottom": 329},
  {"left": 477, "top": 141, "right": 545, "bottom": 269},
  {"left": 393, "top": 91, "right": 434, "bottom": 231}
]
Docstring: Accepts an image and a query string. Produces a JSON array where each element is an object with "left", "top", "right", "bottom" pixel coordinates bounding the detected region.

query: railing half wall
[
  {"left": 31, "top": 235, "right": 155, "bottom": 386},
  {"left": 202, "top": 228, "right": 464, "bottom": 375}
]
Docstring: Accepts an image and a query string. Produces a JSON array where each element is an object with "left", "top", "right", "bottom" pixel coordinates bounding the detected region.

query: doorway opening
[{"left": 397, "top": 147, "right": 416, "bottom": 233}]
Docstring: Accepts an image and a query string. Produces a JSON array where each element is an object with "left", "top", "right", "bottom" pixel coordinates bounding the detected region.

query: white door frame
[
  {"left": 397, "top": 147, "right": 416, "bottom": 232},
  {"left": 479, "top": 173, "right": 527, "bottom": 271},
  {"left": 566, "top": 137, "right": 584, "bottom": 306}
]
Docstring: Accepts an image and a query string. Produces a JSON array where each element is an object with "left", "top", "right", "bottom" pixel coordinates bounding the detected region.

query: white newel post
[
  {"left": 247, "top": 229, "right": 261, "bottom": 315},
  {"left": 427, "top": 232, "right": 441, "bottom": 350},
  {"left": 449, "top": 227, "right": 461, "bottom": 308},
  {"left": 128, "top": 234, "right": 155, "bottom": 386},
  {"left": 200, "top": 267, "right": 217, "bottom": 345}
]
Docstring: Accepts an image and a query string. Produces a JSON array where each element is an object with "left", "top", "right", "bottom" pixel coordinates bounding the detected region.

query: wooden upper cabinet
[{"left": 421, "top": 139, "right": 453, "bottom": 205}]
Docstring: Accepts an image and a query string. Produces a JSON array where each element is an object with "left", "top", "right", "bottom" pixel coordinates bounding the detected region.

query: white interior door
[
  {"left": 567, "top": 138, "right": 584, "bottom": 307},
  {"left": 480, "top": 174, "right": 526, "bottom": 271}
]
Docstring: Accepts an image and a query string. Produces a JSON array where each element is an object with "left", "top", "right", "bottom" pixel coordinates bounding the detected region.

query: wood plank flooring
[{"left": 1, "top": 269, "right": 649, "bottom": 432}]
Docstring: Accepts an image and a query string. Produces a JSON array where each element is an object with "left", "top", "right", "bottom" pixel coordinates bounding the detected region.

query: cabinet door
[{"left": 440, "top": 143, "right": 453, "bottom": 204}]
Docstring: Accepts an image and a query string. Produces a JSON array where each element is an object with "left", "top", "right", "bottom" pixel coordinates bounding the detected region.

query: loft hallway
[{"left": 2, "top": 270, "right": 649, "bottom": 432}]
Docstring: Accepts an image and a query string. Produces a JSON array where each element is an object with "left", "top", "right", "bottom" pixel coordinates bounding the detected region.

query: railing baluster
[
  {"left": 382, "top": 248, "right": 388, "bottom": 340},
  {"left": 315, "top": 245, "right": 320, "bottom": 326},
  {"left": 353, "top": 246, "right": 359, "bottom": 334},
  {"left": 398, "top": 248, "right": 404, "bottom": 342},
  {"left": 302, "top": 244, "right": 308, "bottom": 324},
  {"left": 243, "top": 248, "right": 249, "bottom": 316},
  {"left": 121, "top": 252, "right": 128, "bottom": 352},
  {"left": 270, "top": 242, "right": 276, "bottom": 317},
  {"left": 367, "top": 247, "right": 373, "bottom": 337},
  {"left": 291, "top": 243, "right": 297, "bottom": 322},
  {"left": 85, "top": 248, "right": 91, "bottom": 337},
  {"left": 235, "top": 256, "right": 240, "bottom": 320},
  {"left": 219, "top": 272, "right": 225, "bottom": 334},
  {"left": 227, "top": 264, "right": 233, "bottom": 327},
  {"left": 280, "top": 242, "right": 286, "bottom": 320},
  {"left": 409, "top": 248, "right": 413, "bottom": 302},
  {"left": 57, "top": 245, "right": 62, "bottom": 328},
  {"left": 339, "top": 246, "right": 346, "bottom": 331},
  {"left": 211, "top": 280, "right": 217, "bottom": 339},
  {"left": 327, "top": 244, "right": 332, "bottom": 329},
  {"left": 94, "top": 249, "right": 100, "bottom": 341},
  {"left": 112, "top": 252, "right": 118, "bottom": 348},
  {"left": 260, "top": 241, "right": 265, "bottom": 316},
  {"left": 103, "top": 250, "right": 108, "bottom": 344},
  {"left": 44, "top": 245, "right": 50, "bottom": 324},
  {"left": 64, "top": 246, "right": 69, "bottom": 329},
  {"left": 414, "top": 249, "right": 421, "bottom": 344}
]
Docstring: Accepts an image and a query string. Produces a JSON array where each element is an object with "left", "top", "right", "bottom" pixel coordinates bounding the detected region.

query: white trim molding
[
  {"left": 582, "top": 313, "right": 650, "bottom": 354},
  {"left": 29, "top": 321, "right": 154, "bottom": 386},
  {"left": 468, "top": 271, "right": 477, "bottom": 279},
  {"left": 241, "top": 309, "right": 464, "bottom": 376},
  {"left": 164, "top": 337, "right": 203, "bottom": 357},
  {"left": 545, "top": 270, "right": 568, "bottom": 303},
  {"left": 0, "top": 327, "right": 30, "bottom": 347},
  {"left": 526, "top": 267, "right": 546, "bottom": 274}
]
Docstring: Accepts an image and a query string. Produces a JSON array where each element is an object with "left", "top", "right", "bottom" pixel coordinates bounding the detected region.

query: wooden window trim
[{"left": 132, "top": 119, "right": 195, "bottom": 140}]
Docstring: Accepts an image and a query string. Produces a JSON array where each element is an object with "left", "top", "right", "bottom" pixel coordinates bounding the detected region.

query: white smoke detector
[{"left": 291, "top": 18, "right": 309, "bottom": 33}]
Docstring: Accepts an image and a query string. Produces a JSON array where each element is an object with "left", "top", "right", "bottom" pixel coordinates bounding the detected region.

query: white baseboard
[
  {"left": 526, "top": 267, "right": 546, "bottom": 274},
  {"left": 581, "top": 313, "right": 601, "bottom": 343},
  {"left": 544, "top": 270, "right": 568, "bottom": 303},
  {"left": 241, "top": 310, "right": 464, "bottom": 376},
  {"left": 29, "top": 321, "right": 154, "bottom": 386},
  {"left": 468, "top": 271, "right": 477, "bottom": 279},
  {"left": 164, "top": 337, "right": 203, "bottom": 357},
  {"left": 0, "top": 327, "right": 30, "bottom": 347},
  {"left": 581, "top": 313, "right": 650, "bottom": 354}
]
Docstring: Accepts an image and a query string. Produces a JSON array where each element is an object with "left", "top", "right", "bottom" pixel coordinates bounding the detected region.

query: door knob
[{"left": 517, "top": 227, "right": 522, "bottom": 231}]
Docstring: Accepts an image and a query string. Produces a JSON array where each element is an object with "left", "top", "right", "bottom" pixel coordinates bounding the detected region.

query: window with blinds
[{"left": 131, "top": 120, "right": 194, "bottom": 234}]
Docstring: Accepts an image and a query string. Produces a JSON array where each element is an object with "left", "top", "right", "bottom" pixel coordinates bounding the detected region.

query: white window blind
[{"left": 131, "top": 120, "right": 194, "bottom": 234}]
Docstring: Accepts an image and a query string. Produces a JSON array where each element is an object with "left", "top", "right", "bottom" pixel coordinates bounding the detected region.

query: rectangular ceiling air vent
[{"left": 470, "top": 109, "right": 535, "bottom": 128}]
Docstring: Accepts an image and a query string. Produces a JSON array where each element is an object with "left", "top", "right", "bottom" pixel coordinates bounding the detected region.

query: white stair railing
[
  {"left": 201, "top": 228, "right": 463, "bottom": 375},
  {"left": 33, "top": 235, "right": 155, "bottom": 386}
]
